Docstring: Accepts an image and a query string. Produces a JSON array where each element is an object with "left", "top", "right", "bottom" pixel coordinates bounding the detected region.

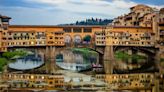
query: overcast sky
[{"left": 0, "top": 0, "right": 164, "bottom": 25}]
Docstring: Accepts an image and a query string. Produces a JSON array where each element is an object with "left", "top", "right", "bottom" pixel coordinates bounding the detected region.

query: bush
[
  {"left": 115, "top": 51, "right": 146, "bottom": 63},
  {"left": 2, "top": 50, "right": 27, "bottom": 59},
  {"left": 115, "top": 51, "right": 130, "bottom": 61},
  {"left": 0, "top": 58, "right": 8, "bottom": 71}
]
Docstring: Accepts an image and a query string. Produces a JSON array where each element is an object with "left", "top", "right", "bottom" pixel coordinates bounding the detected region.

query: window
[
  {"left": 84, "top": 28, "right": 92, "bottom": 33},
  {"left": 49, "top": 81, "right": 53, "bottom": 84},
  {"left": 8, "top": 32, "right": 12, "bottom": 35},
  {"left": 50, "top": 37, "right": 53, "bottom": 39},
  {"left": 64, "top": 28, "right": 71, "bottom": 33},
  {"left": 3, "top": 32, "right": 6, "bottom": 35},
  {"left": 73, "top": 28, "right": 82, "bottom": 33},
  {"left": 2, "top": 19, "right": 9, "bottom": 22}
]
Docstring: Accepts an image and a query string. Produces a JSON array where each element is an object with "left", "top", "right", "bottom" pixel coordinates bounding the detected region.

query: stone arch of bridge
[
  {"left": 113, "top": 46, "right": 159, "bottom": 72},
  {"left": 64, "top": 34, "right": 72, "bottom": 44},
  {"left": 73, "top": 35, "right": 82, "bottom": 44},
  {"left": 114, "top": 46, "right": 156, "bottom": 56},
  {"left": 54, "top": 47, "right": 104, "bottom": 65}
]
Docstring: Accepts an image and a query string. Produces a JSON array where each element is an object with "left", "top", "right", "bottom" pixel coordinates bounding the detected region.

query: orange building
[
  {"left": 0, "top": 14, "right": 11, "bottom": 52},
  {"left": 8, "top": 25, "right": 102, "bottom": 48},
  {"left": 95, "top": 26, "right": 155, "bottom": 47}
]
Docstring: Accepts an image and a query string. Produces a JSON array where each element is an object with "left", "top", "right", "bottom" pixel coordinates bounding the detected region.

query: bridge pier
[
  {"left": 103, "top": 46, "right": 114, "bottom": 74},
  {"left": 132, "top": 48, "right": 138, "bottom": 64},
  {"left": 45, "top": 46, "right": 56, "bottom": 74},
  {"left": 127, "top": 49, "right": 132, "bottom": 63}
]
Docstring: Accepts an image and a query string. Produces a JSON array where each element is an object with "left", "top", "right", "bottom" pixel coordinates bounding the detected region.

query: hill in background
[{"left": 59, "top": 18, "right": 113, "bottom": 25}]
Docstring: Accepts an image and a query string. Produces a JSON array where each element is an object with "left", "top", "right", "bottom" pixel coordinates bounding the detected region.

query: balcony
[
  {"left": 121, "top": 33, "right": 130, "bottom": 37},
  {"left": 160, "top": 31, "right": 164, "bottom": 36},
  {"left": 159, "top": 19, "right": 164, "bottom": 26},
  {"left": 159, "top": 22, "right": 164, "bottom": 26},
  {"left": 140, "top": 33, "right": 151, "bottom": 38}
]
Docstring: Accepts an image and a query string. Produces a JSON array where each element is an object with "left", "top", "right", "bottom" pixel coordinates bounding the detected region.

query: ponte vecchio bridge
[{"left": 0, "top": 25, "right": 158, "bottom": 74}]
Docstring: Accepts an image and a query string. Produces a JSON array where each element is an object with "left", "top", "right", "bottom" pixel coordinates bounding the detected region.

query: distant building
[{"left": 112, "top": 4, "right": 157, "bottom": 27}]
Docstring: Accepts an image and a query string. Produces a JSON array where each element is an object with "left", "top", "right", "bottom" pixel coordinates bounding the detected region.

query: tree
[
  {"left": 83, "top": 35, "right": 91, "bottom": 42},
  {"left": 76, "top": 21, "right": 79, "bottom": 25}
]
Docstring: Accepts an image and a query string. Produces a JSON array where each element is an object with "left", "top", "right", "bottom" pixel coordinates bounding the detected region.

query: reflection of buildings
[
  {"left": 96, "top": 73, "right": 159, "bottom": 92},
  {"left": 56, "top": 50, "right": 93, "bottom": 71},
  {"left": 62, "top": 50, "right": 83, "bottom": 64},
  {"left": 3, "top": 73, "right": 64, "bottom": 89},
  {"left": 1, "top": 73, "right": 162, "bottom": 92}
]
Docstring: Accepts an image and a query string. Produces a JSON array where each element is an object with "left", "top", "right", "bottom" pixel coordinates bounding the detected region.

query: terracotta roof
[
  {"left": 9, "top": 25, "right": 104, "bottom": 28},
  {"left": 130, "top": 4, "right": 151, "bottom": 10},
  {"left": 111, "top": 26, "right": 152, "bottom": 29},
  {"left": 8, "top": 30, "right": 35, "bottom": 32}
]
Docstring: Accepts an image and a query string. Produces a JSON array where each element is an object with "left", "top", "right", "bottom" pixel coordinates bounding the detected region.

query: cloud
[
  {"left": 1, "top": 0, "right": 163, "bottom": 25},
  {"left": 24, "top": 0, "right": 163, "bottom": 18},
  {"left": 23, "top": 0, "right": 139, "bottom": 18}
]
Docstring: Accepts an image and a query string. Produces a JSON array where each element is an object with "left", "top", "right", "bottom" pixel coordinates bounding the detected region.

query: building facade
[
  {"left": 0, "top": 5, "right": 162, "bottom": 52},
  {"left": 2, "top": 73, "right": 64, "bottom": 89},
  {"left": 0, "top": 15, "right": 11, "bottom": 52}
]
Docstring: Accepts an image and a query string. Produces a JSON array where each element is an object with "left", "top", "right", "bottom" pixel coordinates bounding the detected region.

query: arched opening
[
  {"left": 83, "top": 35, "right": 91, "bottom": 44},
  {"left": 64, "top": 35, "right": 72, "bottom": 46},
  {"left": 56, "top": 54, "right": 63, "bottom": 62},
  {"left": 73, "top": 35, "right": 82, "bottom": 46},
  {"left": 114, "top": 46, "right": 157, "bottom": 73}
]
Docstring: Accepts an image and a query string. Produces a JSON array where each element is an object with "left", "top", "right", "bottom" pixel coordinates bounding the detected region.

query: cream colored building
[
  {"left": 95, "top": 26, "right": 155, "bottom": 47},
  {"left": 113, "top": 4, "right": 158, "bottom": 27}
]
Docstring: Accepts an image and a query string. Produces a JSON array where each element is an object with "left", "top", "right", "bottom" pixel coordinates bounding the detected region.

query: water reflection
[
  {"left": 8, "top": 54, "right": 44, "bottom": 70},
  {"left": 55, "top": 49, "right": 98, "bottom": 72},
  {"left": 56, "top": 62, "right": 91, "bottom": 71}
]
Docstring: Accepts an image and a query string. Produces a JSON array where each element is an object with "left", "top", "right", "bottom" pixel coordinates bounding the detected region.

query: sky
[{"left": 0, "top": 0, "right": 164, "bottom": 25}]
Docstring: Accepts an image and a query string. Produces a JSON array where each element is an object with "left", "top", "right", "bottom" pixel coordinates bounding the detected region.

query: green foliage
[
  {"left": 2, "top": 50, "right": 27, "bottom": 59},
  {"left": 131, "top": 54, "right": 146, "bottom": 61},
  {"left": 115, "top": 51, "right": 130, "bottom": 61},
  {"left": 0, "top": 58, "right": 8, "bottom": 71},
  {"left": 115, "top": 51, "right": 147, "bottom": 63},
  {"left": 72, "top": 48, "right": 97, "bottom": 56},
  {"left": 0, "top": 49, "right": 29, "bottom": 71},
  {"left": 74, "top": 18, "right": 113, "bottom": 25},
  {"left": 83, "top": 35, "right": 91, "bottom": 42},
  {"left": 72, "top": 48, "right": 98, "bottom": 63}
]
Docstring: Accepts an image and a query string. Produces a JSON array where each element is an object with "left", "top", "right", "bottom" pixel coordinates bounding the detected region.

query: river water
[{"left": 8, "top": 54, "right": 44, "bottom": 70}]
